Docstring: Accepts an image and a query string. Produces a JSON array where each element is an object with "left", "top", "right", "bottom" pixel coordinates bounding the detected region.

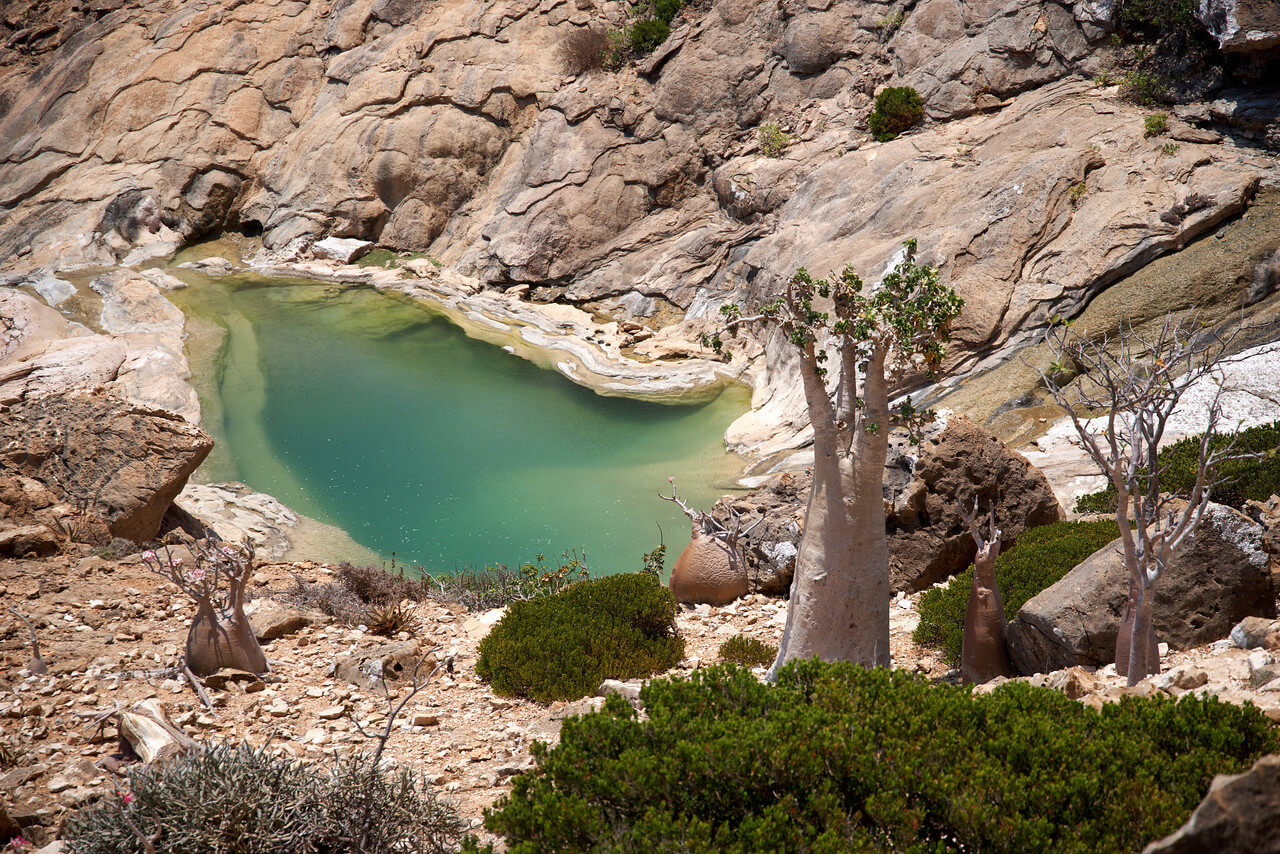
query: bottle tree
[{"left": 707, "top": 239, "right": 963, "bottom": 675}]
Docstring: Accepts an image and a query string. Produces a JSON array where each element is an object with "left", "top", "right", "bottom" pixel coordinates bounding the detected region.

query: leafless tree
[
  {"left": 348, "top": 650, "right": 448, "bottom": 766},
  {"left": 1040, "top": 312, "right": 1250, "bottom": 686}
]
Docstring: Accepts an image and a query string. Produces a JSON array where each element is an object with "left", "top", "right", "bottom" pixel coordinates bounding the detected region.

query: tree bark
[
  {"left": 768, "top": 344, "right": 891, "bottom": 678},
  {"left": 1116, "top": 574, "right": 1159, "bottom": 684},
  {"left": 185, "top": 598, "right": 267, "bottom": 676},
  {"left": 960, "top": 541, "right": 1015, "bottom": 684}
]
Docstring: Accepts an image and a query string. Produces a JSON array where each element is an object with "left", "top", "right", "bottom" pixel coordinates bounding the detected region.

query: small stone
[
  {"left": 317, "top": 705, "right": 345, "bottom": 720},
  {"left": 1157, "top": 642, "right": 1169, "bottom": 657},
  {"left": 410, "top": 713, "right": 440, "bottom": 727},
  {"left": 1172, "top": 666, "right": 1209, "bottom": 691},
  {"left": 47, "top": 774, "right": 75, "bottom": 793},
  {"left": 1248, "top": 651, "right": 1277, "bottom": 688}
]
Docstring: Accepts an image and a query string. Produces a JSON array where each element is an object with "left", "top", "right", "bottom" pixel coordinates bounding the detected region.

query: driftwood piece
[{"left": 117, "top": 699, "right": 199, "bottom": 764}]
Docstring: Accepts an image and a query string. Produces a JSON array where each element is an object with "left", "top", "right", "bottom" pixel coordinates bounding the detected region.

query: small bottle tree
[
  {"left": 143, "top": 537, "right": 268, "bottom": 677},
  {"left": 707, "top": 239, "right": 963, "bottom": 675},
  {"left": 1041, "top": 313, "right": 1247, "bottom": 686}
]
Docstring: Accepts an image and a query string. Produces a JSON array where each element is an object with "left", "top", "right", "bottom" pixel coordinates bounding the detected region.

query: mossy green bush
[
  {"left": 653, "top": 0, "right": 684, "bottom": 25},
  {"left": 475, "top": 573, "right": 683, "bottom": 702},
  {"left": 479, "top": 662, "right": 1278, "bottom": 853},
  {"left": 1075, "top": 420, "right": 1280, "bottom": 514},
  {"left": 914, "top": 520, "right": 1120, "bottom": 665},
  {"left": 868, "top": 86, "right": 924, "bottom": 142},
  {"left": 62, "top": 743, "right": 464, "bottom": 854},
  {"left": 627, "top": 17, "right": 670, "bottom": 54},
  {"left": 1118, "top": 0, "right": 1200, "bottom": 34},
  {"left": 717, "top": 634, "right": 776, "bottom": 667}
]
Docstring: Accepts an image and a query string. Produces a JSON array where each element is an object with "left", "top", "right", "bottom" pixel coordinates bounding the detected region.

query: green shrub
[
  {"left": 914, "top": 520, "right": 1120, "bottom": 665},
  {"left": 62, "top": 743, "right": 464, "bottom": 854},
  {"left": 653, "top": 0, "right": 684, "bottom": 25},
  {"left": 601, "top": 29, "right": 629, "bottom": 68},
  {"left": 718, "top": 634, "right": 777, "bottom": 667},
  {"left": 482, "top": 662, "right": 1278, "bottom": 853},
  {"left": 868, "top": 86, "right": 924, "bottom": 142},
  {"left": 1118, "top": 0, "right": 1199, "bottom": 34},
  {"left": 1144, "top": 112, "right": 1168, "bottom": 136},
  {"left": 1075, "top": 420, "right": 1280, "bottom": 514},
  {"left": 1120, "top": 68, "right": 1166, "bottom": 105},
  {"left": 756, "top": 122, "right": 792, "bottom": 157},
  {"left": 475, "top": 572, "right": 683, "bottom": 702},
  {"left": 628, "top": 17, "right": 670, "bottom": 54}
]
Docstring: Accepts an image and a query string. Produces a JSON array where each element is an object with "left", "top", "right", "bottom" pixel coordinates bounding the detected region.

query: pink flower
[
  {"left": 10, "top": 836, "right": 28, "bottom": 852},
  {"left": 122, "top": 791, "right": 134, "bottom": 805},
  {"left": 667, "top": 476, "right": 675, "bottom": 484},
  {"left": 169, "top": 557, "right": 183, "bottom": 567},
  {"left": 142, "top": 550, "right": 156, "bottom": 561},
  {"left": 188, "top": 566, "right": 207, "bottom": 582},
  {"left": 220, "top": 546, "right": 234, "bottom": 556}
]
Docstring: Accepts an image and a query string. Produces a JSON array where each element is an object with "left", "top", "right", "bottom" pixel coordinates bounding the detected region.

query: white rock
[{"left": 311, "top": 237, "right": 373, "bottom": 264}]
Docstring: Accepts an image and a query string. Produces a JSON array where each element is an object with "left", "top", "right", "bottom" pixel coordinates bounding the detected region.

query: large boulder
[
  {"left": 1006, "top": 503, "right": 1276, "bottom": 675},
  {"left": 1143, "top": 754, "right": 1280, "bottom": 854},
  {"left": 0, "top": 390, "right": 213, "bottom": 543},
  {"left": 716, "top": 415, "right": 1062, "bottom": 595}
]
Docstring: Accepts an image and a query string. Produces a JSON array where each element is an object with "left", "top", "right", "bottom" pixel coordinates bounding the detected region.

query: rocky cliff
[{"left": 1, "top": 0, "right": 1278, "bottom": 459}]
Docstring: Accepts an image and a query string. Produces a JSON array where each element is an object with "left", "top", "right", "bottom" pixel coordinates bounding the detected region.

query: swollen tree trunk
[
  {"left": 960, "top": 536, "right": 1015, "bottom": 684},
  {"left": 668, "top": 521, "right": 749, "bottom": 606},
  {"left": 1115, "top": 574, "right": 1159, "bottom": 682},
  {"left": 768, "top": 346, "right": 891, "bottom": 678},
  {"left": 185, "top": 598, "right": 267, "bottom": 677}
]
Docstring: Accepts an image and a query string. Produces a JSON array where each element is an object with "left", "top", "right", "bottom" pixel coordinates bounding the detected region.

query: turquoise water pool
[{"left": 170, "top": 270, "right": 749, "bottom": 574}]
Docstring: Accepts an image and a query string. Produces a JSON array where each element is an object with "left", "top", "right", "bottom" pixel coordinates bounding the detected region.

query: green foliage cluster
[
  {"left": 914, "top": 520, "right": 1120, "bottom": 665},
  {"left": 475, "top": 572, "right": 683, "bottom": 702},
  {"left": 1117, "top": 0, "right": 1200, "bottom": 34},
  {"left": 1075, "top": 421, "right": 1280, "bottom": 514},
  {"left": 756, "top": 122, "right": 792, "bottom": 157},
  {"left": 601, "top": 0, "right": 685, "bottom": 64},
  {"left": 62, "top": 743, "right": 464, "bottom": 854},
  {"left": 868, "top": 86, "right": 924, "bottom": 142},
  {"left": 480, "top": 662, "right": 1278, "bottom": 853},
  {"left": 627, "top": 17, "right": 670, "bottom": 53},
  {"left": 717, "top": 634, "right": 776, "bottom": 667},
  {"left": 1144, "top": 112, "right": 1168, "bottom": 136}
]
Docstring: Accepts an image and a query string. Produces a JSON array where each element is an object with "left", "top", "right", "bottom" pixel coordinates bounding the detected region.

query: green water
[{"left": 169, "top": 271, "right": 750, "bottom": 574}]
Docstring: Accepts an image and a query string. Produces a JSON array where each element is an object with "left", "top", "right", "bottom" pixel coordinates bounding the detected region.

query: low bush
[
  {"left": 653, "top": 0, "right": 684, "bottom": 25},
  {"left": 1075, "top": 420, "right": 1280, "bottom": 514},
  {"left": 337, "top": 561, "right": 430, "bottom": 605},
  {"left": 62, "top": 742, "right": 464, "bottom": 854},
  {"left": 1117, "top": 0, "right": 1199, "bottom": 35},
  {"left": 914, "top": 520, "right": 1120, "bottom": 665},
  {"left": 481, "top": 662, "right": 1279, "bottom": 853},
  {"left": 475, "top": 572, "right": 683, "bottom": 702},
  {"left": 628, "top": 17, "right": 670, "bottom": 54},
  {"left": 431, "top": 551, "right": 591, "bottom": 611},
  {"left": 1144, "top": 111, "right": 1168, "bottom": 136},
  {"left": 757, "top": 122, "right": 792, "bottom": 157},
  {"left": 868, "top": 86, "right": 924, "bottom": 141},
  {"left": 718, "top": 634, "right": 776, "bottom": 667},
  {"left": 558, "top": 27, "right": 611, "bottom": 75}
]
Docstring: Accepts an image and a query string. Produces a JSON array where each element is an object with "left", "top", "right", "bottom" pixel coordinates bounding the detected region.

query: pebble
[{"left": 317, "top": 705, "right": 345, "bottom": 720}]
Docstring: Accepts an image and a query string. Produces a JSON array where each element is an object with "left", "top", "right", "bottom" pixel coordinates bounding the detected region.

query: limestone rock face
[
  {"left": 1006, "top": 504, "right": 1277, "bottom": 675},
  {"left": 1143, "top": 754, "right": 1280, "bottom": 854},
  {"left": 1, "top": 0, "right": 1277, "bottom": 459},
  {"left": 0, "top": 278, "right": 199, "bottom": 423},
  {"left": 0, "top": 390, "right": 213, "bottom": 542},
  {"left": 717, "top": 416, "right": 1061, "bottom": 595}
]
